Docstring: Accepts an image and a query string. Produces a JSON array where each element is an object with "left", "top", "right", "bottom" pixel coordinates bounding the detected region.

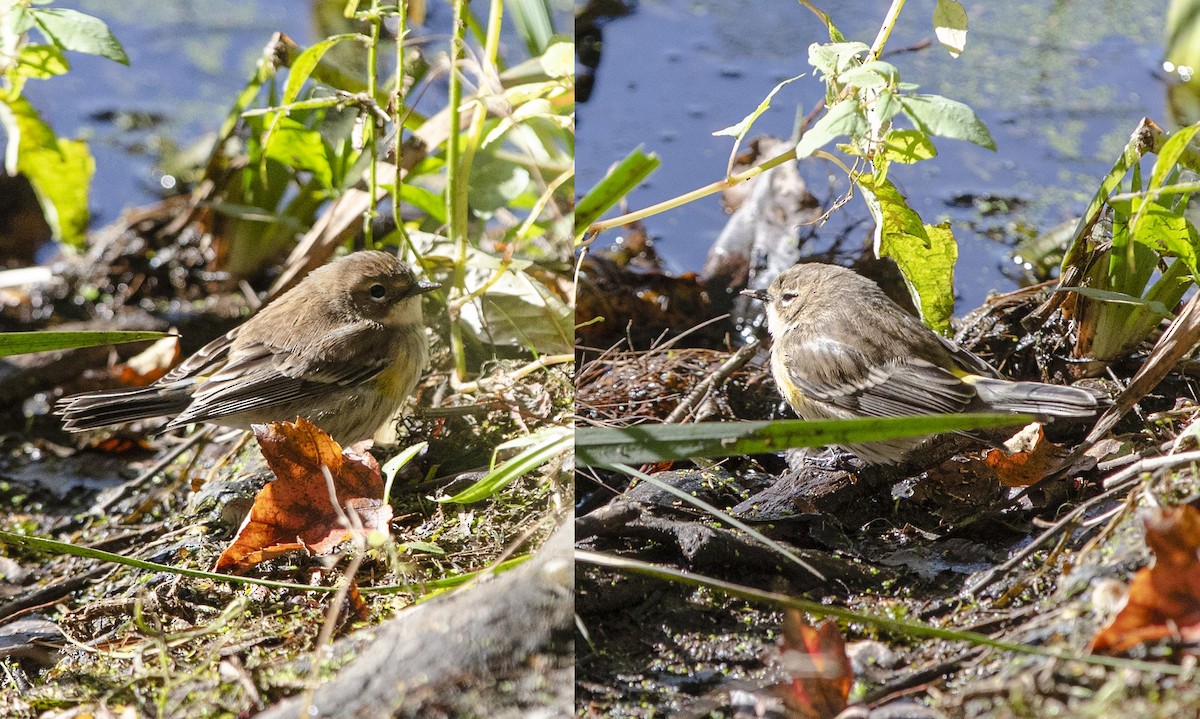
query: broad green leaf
[
  {"left": 858, "top": 174, "right": 957, "bottom": 333},
  {"left": 795, "top": 98, "right": 866, "bottom": 158},
  {"left": 262, "top": 116, "right": 332, "bottom": 188},
  {"left": 1150, "top": 122, "right": 1200, "bottom": 190},
  {"left": 868, "top": 89, "right": 903, "bottom": 135},
  {"left": 898, "top": 93, "right": 995, "bottom": 150},
  {"left": 807, "top": 41, "right": 870, "bottom": 78},
  {"left": 461, "top": 263, "right": 573, "bottom": 353},
  {"left": 0, "top": 96, "right": 92, "bottom": 246},
  {"left": 29, "top": 8, "right": 128, "bottom": 65},
  {"left": 838, "top": 60, "right": 900, "bottom": 89},
  {"left": 397, "top": 183, "right": 447, "bottom": 224},
  {"left": 1131, "top": 199, "right": 1200, "bottom": 280},
  {"left": 467, "top": 149, "right": 532, "bottom": 215},
  {"left": 933, "top": 0, "right": 968, "bottom": 58},
  {"left": 540, "top": 40, "right": 574, "bottom": 79},
  {"left": 883, "top": 128, "right": 938, "bottom": 163},
  {"left": 574, "top": 146, "right": 660, "bottom": 239},
  {"left": 399, "top": 541, "right": 445, "bottom": 555},
  {"left": 16, "top": 44, "right": 69, "bottom": 79},
  {"left": 0, "top": 330, "right": 167, "bottom": 357},
  {"left": 713, "top": 74, "right": 803, "bottom": 140},
  {"left": 575, "top": 414, "right": 1030, "bottom": 467}
]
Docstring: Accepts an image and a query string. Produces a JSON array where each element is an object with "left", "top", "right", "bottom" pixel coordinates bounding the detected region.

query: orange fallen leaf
[
  {"left": 983, "top": 423, "right": 1067, "bottom": 487},
  {"left": 772, "top": 610, "right": 853, "bottom": 719},
  {"left": 114, "top": 334, "right": 180, "bottom": 387},
  {"left": 1091, "top": 504, "right": 1200, "bottom": 654},
  {"left": 214, "top": 417, "right": 393, "bottom": 574}
]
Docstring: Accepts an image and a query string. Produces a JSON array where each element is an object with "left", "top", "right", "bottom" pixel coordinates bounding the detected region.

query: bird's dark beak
[
  {"left": 414, "top": 280, "right": 441, "bottom": 295},
  {"left": 741, "top": 288, "right": 770, "bottom": 303}
]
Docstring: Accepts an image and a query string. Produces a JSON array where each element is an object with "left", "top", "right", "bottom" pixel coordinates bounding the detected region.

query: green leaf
[
  {"left": 282, "top": 33, "right": 360, "bottom": 106},
  {"left": 1150, "top": 122, "right": 1200, "bottom": 190},
  {"left": 0, "top": 330, "right": 167, "bottom": 358},
  {"left": 0, "top": 527, "right": 526, "bottom": 594},
  {"left": 807, "top": 41, "right": 870, "bottom": 78},
  {"left": 574, "top": 146, "right": 660, "bottom": 239},
  {"left": 15, "top": 44, "right": 69, "bottom": 79},
  {"left": 440, "top": 426, "right": 570, "bottom": 504},
  {"left": 540, "top": 40, "right": 574, "bottom": 79},
  {"left": 0, "top": 96, "right": 93, "bottom": 246},
  {"left": 933, "top": 0, "right": 968, "bottom": 58},
  {"left": 838, "top": 60, "right": 900, "bottom": 89},
  {"left": 858, "top": 174, "right": 957, "bottom": 333},
  {"left": 713, "top": 74, "right": 803, "bottom": 140},
  {"left": 508, "top": 0, "right": 555, "bottom": 55},
  {"left": 795, "top": 98, "right": 866, "bottom": 158},
  {"left": 467, "top": 148, "right": 532, "bottom": 216},
  {"left": 575, "top": 414, "right": 1031, "bottom": 467},
  {"left": 883, "top": 128, "right": 938, "bottom": 163},
  {"left": 399, "top": 541, "right": 445, "bottom": 555},
  {"left": 397, "top": 183, "right": 447, "bottom": 224},
  {"left": 1131, "top": 199, "right": 1200, "bottom": 280},
  {"left": 262, "top": 116, "right": 332, "bottom": 188},
  {"left": 380, "top": 441, "right": 428, "bottom": 505},
  {"left": 1056, "top": 286, "right": 1172, "bottom": 317},
  {"left": 29, "top": 8, "right": 128, "bottom": 65},
  {"left": 898, "top": 93, "right": 995, "bottom": 150},
  {"left": 461, "top": 260, "right": 574, "bottom": 354}
]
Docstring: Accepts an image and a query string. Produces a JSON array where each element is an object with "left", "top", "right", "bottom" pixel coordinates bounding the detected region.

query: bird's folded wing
[
  {"left": 784, "top": 338, "right": 976, "bottom": 417},
  {"left": 167, "top": 323, "right": 394, "bottom": 424}
]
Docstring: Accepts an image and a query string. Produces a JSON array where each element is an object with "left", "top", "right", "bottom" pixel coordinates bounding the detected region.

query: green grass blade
[
  {"left": 0, "top": 330, "right": 168, "bottom": 358},
  {"left": 574, "top": 147, "right": 660, "bottom": 240},
  {"left": 575, "top": 413, "right": 1033, "bottom": 467}
]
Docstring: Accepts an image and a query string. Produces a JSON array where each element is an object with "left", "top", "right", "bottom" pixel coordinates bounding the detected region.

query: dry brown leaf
[
  {"left": 982, "top": 423, "right": 1067, "bottom": 487},
  {"left": 772, "top": 609, "right": 853, "bottom": 719},
  {"left": 1091, "top": 504, "right": 1200, "bottom": 654},
  {"left": 214, "top": 417, "right": 393, "bottom": 574},
  {"left": 114, "top": 334, "right": 180, "bottom": 387}
]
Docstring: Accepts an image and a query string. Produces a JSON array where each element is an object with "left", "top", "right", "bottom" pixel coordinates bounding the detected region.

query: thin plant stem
[
  {"left": 363, "top": 0, "right": 382, "bottom": 247},
  {"left": 446, "top": 0, "right": 469, "bottom": 379},
  {"left": 870, "top": 0, "right": 906, "bottom": 59}
]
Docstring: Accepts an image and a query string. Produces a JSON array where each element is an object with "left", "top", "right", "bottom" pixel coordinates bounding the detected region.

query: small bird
[
  {"left": 743, "top": 262, "right": 1104, "bottom": 465},
  {"left": 58, "top": 250, "right": 440, "bottom": 445}
]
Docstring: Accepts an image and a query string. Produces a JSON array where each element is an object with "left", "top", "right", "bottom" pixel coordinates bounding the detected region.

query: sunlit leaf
[
  {"left": 28, "top": 7, "right": 128, "bottom": 64},
  {"left": 796, "top": 98, "right": 866, "bottom": 158},
  {"left": 933, "top": 0, "right": 968, "bottom": 58},
  {"left": 574, "top": 146, "right": 660, "bottom": 239},
  {"left": 0, "top": 96, "right": 93, "bottom": 246},
  {"left": 898, "top": 93, "right": 995, "bottom": 150},
  {"left": 882, "top": 128, "right": 938, "bottom": 163},
  {"left": 858, "top": 174, "right": 957, "bottom": 333}
]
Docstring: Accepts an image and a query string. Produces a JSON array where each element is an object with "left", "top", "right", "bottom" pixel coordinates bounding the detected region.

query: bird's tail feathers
[
  {"left": 972, "top": 377, "right": 1105, "bottom": 418},
  {"left": 56, "top": 386, "right": 191, "bottom": 431}
]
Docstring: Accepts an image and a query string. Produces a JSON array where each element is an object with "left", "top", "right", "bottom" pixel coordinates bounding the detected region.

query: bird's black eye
[
  {"left": 369, "top": 283, "right": 387, "bottom": 299},
  {"left": 781, "top": 292, "right": 798, "bottom": 304}
]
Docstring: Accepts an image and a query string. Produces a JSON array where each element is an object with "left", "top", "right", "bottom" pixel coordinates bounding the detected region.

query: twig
[
  {"left": 963, "top": 449, "right": 1200, "bottom": 596},
  {"left": 665, "top": 340, "right": 762, "bottom": 424},
  {"left": 91, "top": 429, "right": 211, "bottom": 516}
]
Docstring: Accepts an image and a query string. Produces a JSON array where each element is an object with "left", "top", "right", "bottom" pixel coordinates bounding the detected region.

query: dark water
[{"left": 578, "top": 0, "right": 1170, "bottom": 310}]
